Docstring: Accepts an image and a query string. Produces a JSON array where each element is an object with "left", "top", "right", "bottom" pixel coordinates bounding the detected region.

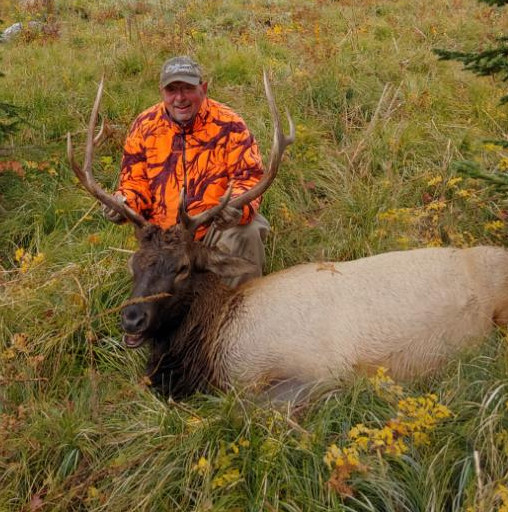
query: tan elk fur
[{"left": 207, "top": 245, "right": 508, "bottom": 393}]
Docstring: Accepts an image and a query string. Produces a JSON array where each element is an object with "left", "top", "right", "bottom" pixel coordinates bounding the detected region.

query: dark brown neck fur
[{"left": 147, "top": 273, "right": 245, "bottom": 399}]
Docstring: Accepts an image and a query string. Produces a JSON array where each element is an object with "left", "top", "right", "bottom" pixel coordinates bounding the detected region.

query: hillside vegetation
[{"left": 1, "top": 0, "right": 508, "bottom": 510}]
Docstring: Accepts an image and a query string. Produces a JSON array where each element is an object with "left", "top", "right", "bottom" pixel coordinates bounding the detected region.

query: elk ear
[{"left": 195, "top": 247, "right": 258, "bottom": 278}]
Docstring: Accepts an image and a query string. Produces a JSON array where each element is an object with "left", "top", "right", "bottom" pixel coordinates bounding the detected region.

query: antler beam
[{"left": 67, "top": 77, "right": 148, "bottom": 229}]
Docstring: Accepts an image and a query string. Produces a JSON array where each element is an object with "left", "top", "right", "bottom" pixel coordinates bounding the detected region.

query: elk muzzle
[{"left": 121, "top": 304, "right": 150, "bottom": 348}]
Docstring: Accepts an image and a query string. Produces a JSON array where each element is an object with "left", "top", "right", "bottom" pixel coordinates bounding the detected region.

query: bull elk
[{"left": 68, "top": 75, "right": 508, "bottom": 401}]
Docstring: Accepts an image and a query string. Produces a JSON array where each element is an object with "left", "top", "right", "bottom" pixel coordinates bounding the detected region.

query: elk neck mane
[{"left": 147, "top": 272, "right": 245, "bottom": 399}]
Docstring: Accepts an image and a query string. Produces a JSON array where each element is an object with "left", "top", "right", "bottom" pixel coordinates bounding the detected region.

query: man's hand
[
  {"left": 102, "top": 194, "right": 128, "bottom": 224},
  {"left": 214, "top": 204, "right": 243, "bottom": 230}
]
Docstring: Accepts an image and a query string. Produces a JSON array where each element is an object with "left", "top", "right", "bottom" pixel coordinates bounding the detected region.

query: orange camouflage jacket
[{"left": 118, "top": 97, "right": 264, "bottom": 238}]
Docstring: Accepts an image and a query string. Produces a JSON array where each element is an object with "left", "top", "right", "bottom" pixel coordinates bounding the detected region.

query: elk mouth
[{"left": 123, "top": 332, "right": 147, "bottom": 349}]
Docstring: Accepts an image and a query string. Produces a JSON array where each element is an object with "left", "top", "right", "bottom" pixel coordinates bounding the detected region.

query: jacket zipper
[{"left": 181, "top": 129, "right": 188, "bottom": 210}]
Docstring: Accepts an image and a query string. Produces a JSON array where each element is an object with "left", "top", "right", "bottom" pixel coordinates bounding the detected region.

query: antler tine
[
  {"left": 93, "top": 117, "right": 107, "bottom": 146},
  {"left": 82, "top": 75, "right": 105, "bottom": 178},
  {"left": 227, "top": 70, "right": 295, "bottom": 211},
  {"left": 67, "top": 77, "right": 148, "bottom": 229},
  {"left": 179, "top": 185, "right": 233, "bottom": 234}
]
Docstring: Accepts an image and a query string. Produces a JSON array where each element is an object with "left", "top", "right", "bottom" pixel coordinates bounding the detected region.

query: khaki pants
[{"left": 202, "top": 214, "right": 270, "bottom": 288}]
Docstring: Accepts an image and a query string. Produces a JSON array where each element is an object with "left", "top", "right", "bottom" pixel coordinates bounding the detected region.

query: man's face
[{"left": 161, "top": 81, "right": 208, "bottom": 125}]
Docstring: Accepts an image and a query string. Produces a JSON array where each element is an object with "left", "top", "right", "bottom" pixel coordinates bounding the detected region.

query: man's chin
[
  {"left": 123, "top": 333, "right": 147, "bottom": 349},
  {"left": 170, "top": 110, "right": 194, "bottom": 124}
]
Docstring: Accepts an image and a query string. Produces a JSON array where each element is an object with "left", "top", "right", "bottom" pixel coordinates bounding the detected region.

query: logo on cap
[{"left": 160, "top": 57, "right": 202, "bottom": 87}]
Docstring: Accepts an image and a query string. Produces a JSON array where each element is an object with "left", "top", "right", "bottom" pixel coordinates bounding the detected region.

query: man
[{"left": 105, "top": 56, "right": 270, "bottom": 287}]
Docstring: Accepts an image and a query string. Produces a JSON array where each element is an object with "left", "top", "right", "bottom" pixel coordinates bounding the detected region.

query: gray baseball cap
[{"left": 160, "top": 56, "right": 202, "bottom": 87}]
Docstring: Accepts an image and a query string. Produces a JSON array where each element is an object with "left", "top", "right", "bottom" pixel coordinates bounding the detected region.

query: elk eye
[{"left": 174, "top": 264, "right": 190, "bottom": 285}]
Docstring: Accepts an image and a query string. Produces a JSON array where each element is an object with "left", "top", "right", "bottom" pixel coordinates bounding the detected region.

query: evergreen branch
[
  {"left": 453, "top": 159, "right": 508, "bottom": 189},
  {"left": 433, "top": 42, "right": 508, "bottom": 82},
  {"left": 479, "top": 0, "right": 508, "bottom": 5}
]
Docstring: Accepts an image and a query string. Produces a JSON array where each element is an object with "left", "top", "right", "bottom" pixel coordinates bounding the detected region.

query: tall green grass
[{"left": 2, "top": 0, "right": 508, "bottom": 510}]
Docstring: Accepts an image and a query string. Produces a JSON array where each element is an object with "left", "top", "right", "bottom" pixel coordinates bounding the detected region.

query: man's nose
[{"left": 174, "top": 88, "right": 186, "bottom": 100}]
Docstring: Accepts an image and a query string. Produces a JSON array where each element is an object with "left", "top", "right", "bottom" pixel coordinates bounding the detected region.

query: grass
[{"left": 2, "top": 0, "right": 508, "bottom": 510}]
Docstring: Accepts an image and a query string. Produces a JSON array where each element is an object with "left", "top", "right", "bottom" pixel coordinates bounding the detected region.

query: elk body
[
  {"left": 68, "top": 76, "right": 508, "bottom": 401},
  {"left": 127, "top": 235, "right": 508, "bottom": 400}
]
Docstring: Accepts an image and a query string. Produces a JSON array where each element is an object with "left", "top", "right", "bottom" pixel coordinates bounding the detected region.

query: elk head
[{"left": 68, "top": 73, "right": 295, "bottom": 348}]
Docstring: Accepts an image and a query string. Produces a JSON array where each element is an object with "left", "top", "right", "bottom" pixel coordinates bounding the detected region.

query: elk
[{"left": 68, "top": 76, "right": 508, "bottom": 401}]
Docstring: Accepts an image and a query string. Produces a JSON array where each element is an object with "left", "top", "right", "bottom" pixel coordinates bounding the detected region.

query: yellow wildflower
[
  {"left": 386, "top": 419, "right": 409, "bottom": 436},
  {"left": 323, "top": 443, "right": 341, "bottom": 469},
  {"left": 340, "top": 446, "right": 361, "bottom": 467},
  {"left": 14, "top": 247, "right": 25, "bottom": 262},
  {"left": 426, "top": 238, "right": 442, "bottom": 248},
  {"left": 192, "top": 456, "right": 210, "bottom": 475},
  {"left": 373, "top": 228, "right": 388, "bottom": 238},
  {"left": 324, "top": 444, "right": 361, "bottom": 469},
  {"left": 280, "top": 203, "right": 293, "bottom": 223},
  {"left": 260, "top": 438, "right": 281, "bottom": 459},
  {"left": 14, "top": 249, "right": 44, "bottom": 273},
  {"left": 87, "top": 486, "right": 100, "bottom": 500},
  {"left": 497, "top": 484, "right": 508, "bottom": 512},
  {"left": 369, "top": 367, "right": 404, "bottom": 398},
  {"left": 24, "top": 160, "right": 38, "bottom": 170},
  {"left": 216, "top": 449, "right": 233, "bottom": 469},
  {"left": 238, "top": 438, "right": 250, "bottom": 448},
  {"left": 498, "top": 157, "right": 508, "bottom": 171},
  {"left": 212, "top": 468, "right": 241, "bottom": 489},
  {"left": 12, "top": 333, "right": 29, "bottom": 354},
  {"left": 20, "top": 254, "right": 33, "bottom": 273},
  {"left": 88, "top": 234, "right": 101, "bottom": 245},
  {"left": 447, "top": 177, "right": 463, "bottom": 187},
  {"left": 427, "top": 175, "right": 443, "bottom": 187},
  {"left": 185, "top": 417, "right": 203, "bottom": 430},
  {"left": 397, "top": 394, "right": 452, "bottom": 431},
  {"left": 455, "top": 189, "right": 472, "bottom": 199},
  {"left": 266, "top": 23, "right": 285, "bottom": 41},
  {"left": 397, "top": 236, "right": 411, "bottom": 249},
  {"left": 425, "top": 201, "right": 446, "bottom": 211},
  {"left": 0, "top": 348, "right": 16, "bottom": 360},
  {"left": 484, "top": 143, "right": 502, "bottom": 151},
  {"left": 386, "top": 437, "right": 409, "bottom": 456},
  {"left": 377, "top": 208, "right": 412, "bottom": 223},
  {"left": 484, "top": 220, "right": 504, "bottom": 232},
  {"left": 324, "top": 390, "right": 452, "bottom": 500},
  {"left": 32, "top": 253, "right": 45, "bottom": 265},
  {"left": 413, "top": 431, "right": 430, "bottom": 446}
]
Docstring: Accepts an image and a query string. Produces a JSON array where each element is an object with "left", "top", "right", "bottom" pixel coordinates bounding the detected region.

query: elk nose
[{"left": 121, "top": 306, "right": 148, "bottom": 333}]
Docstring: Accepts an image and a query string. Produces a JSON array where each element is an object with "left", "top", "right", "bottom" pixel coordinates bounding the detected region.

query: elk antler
[
  {"left": 179, "top": 185, "right": 234, "bottom": 233},
  {"left": 178, "top": 71, "right": 295, "bottom": 234},
  {"left": 229, "top": 71, "right": 295, "bottom": 210},
  {"left": 67, "top": 76, "right": 149, "bottom": 229}
]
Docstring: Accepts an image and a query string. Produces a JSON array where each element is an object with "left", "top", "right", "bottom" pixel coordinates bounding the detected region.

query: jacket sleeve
[
  {"left": 118, "top": 120, "right": 152, "bottom": 217},
  {"left": 225, "top": 123, "right": 264, "bottom": 224}
]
